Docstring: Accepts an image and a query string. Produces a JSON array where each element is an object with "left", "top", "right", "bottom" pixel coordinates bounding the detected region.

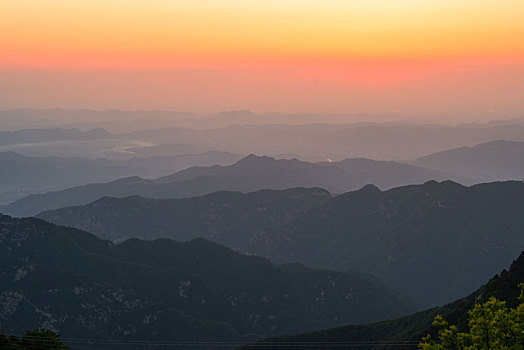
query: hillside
[
  {"left": 238, "top": 250, "right": 524, "bottom": 349},
  {"left": 0, "top": 214, "right": 413, "bottom": 342},
  {"left": 2, "top": 154, "right": 464, "bottom": 217},
  {"left": 38, "top": 181, "right": 524, "bottom": 307},
  {"left": 38, "top": 188, "right": 331, "bottom": 242},
  {"left": 414, "top": 140, "right": 524, "bottom": 181},
  {"left": 0, "top": 151, "right": 139, "bottom": 204},
  {"left": 0, "top": 151, "right": 241, "bottom": 205},
  {"left": 157, "top": 155, "right": 461, "bottom": 191}
]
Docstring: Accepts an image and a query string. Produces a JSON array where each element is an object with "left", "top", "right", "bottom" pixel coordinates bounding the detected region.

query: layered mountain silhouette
[
  {"left": 414, "top": 140, "right": 524, "bottom": 181},
  {"left": 0, "top": 151, "right": 138, "bottom": 204},
  {"left": 0, "top": 151, "right": 240, "bottom": 205},
  {"left": 125, "top": 122, "right": 524, "bottom": 160},
  {"left": 2, "top": 113, "right": 524, "bottom": 160},
  {"left": 38, "top": 187, "right": 332, "bottom": 243},
  {"left": 0, "top": 127, "right": 113, "bottom": 146},
  {"left": 0, "top": 214, "right": 413, "bottom": 342},
  {"left": 38, "top": 181, "right": 524, "bottom": 307},
  {"left": 1, "top": 155, "right": 465, "bottom": 217},
  {"left": 125, "top": 143, "right": 214, "bottom": 157},
  {"left": 239, "top": 250, "right": 524, "bottom": 349}
]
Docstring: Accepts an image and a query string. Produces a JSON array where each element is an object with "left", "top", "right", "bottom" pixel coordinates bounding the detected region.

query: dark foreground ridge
[
  {"left": 0, "top": 214, "right": 413, "bottom": 345},
  {"left": 238, "top": 250, "right": 524, "bottom": 349}
]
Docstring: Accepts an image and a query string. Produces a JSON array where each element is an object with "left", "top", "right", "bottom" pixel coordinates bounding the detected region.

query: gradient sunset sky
[{"left": 1, "top": 0, "right": 523, "bottom": 120}]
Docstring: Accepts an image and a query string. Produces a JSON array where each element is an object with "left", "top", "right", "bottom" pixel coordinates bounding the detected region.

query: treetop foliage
[
  {"left": 0, "top": 329, "right": 68, "bottom": 350},
  {"left": 419, "top": 283, "right": 524, "bottom": 350}
]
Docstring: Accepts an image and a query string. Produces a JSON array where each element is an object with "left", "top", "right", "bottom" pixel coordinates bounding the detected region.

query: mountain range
[
  {"left": 413, "top": 140, "right": 524, "bottom": 181},
  {"left": 0, "top": 151, "right": 241, "bottom": 205},
  {"left": 125, "top": 122, "right": 524, "bottom": 160},
  {"left": 240, "top": 249, "right": 524, "bottom": 349},
  {"left": 1, "top": 154, "right": 465, "bottom": 217},
  {"left": 1, "top": 111, "right": 524, "bottom": 348},
  {"left": 0, "top": 127, "right": 112, "bottom": 146},
  {"left": 0, "top": 214, "right": 413, "bottom": 343},
  {"left": 37, "top": 181, "right": 524, "bottom": 307},
  {"left": 3, "top": 116, "right": 524, "bottom": 161}
]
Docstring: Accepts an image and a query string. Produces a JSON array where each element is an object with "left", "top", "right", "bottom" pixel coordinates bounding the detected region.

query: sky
[{"left": 1, "top": 0, "right": 524, "bottom": 120}]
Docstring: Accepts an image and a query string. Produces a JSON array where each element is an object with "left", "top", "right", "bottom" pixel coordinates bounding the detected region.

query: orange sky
[{"left": 1, "top": 0, "right": 524, "bottom": 119}]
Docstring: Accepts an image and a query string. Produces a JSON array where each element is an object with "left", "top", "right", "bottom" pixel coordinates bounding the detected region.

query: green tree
[
  {"left": 0, "top": 329, "right": 69, "bottom": 350},
  {"left": 0, "top": 334, "right": 21, "bottom": 350},
  {"left": 419, "top": 284, "right": 524, "bottom": 350},
  {"left": 20, "top": 329, "right": 69, "bottom": 350}
]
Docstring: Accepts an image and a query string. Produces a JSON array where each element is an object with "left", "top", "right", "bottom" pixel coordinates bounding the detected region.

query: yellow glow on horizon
[{"left": 1, "top": 0, "right": 524, "bottom": 69}]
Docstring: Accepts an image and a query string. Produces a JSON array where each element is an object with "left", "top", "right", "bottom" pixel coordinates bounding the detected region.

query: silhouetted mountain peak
[
  {"left": 92, "top": 194, "right": 148, "bottom": 206},
  {"left": 420, "top": 180, "right": 465, "bottom": 194},
  {"left": 422, "top": 180, "right": 439, "bottom": 186},
  {"left": 336, "top": 183, "right": 382, "bottom": 203},
  {"left": 234, "top": 154, "right": 306, "bottom": 167},
  {"left": 109, "top": 176, "right": 151, "bottom": 185},
  {"left": 243, "top": 153, "right": 270, "bottom": 160},
  {"left": 85, "top": 127, "right": 113, "bottom": 138},
  {"left": 233, "top": 154, "right": 277, "bottom": 166},
  {"left": 358, "top": 184, "right": 381, "bottom": 193},
  {"left": 439, "top": 180, "right": 465, "bottom": 188}
]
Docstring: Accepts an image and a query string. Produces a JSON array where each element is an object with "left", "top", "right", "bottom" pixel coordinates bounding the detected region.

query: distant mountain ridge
[
  {"left": 0, "top": 127, "right": 113, "bottom": 146},
  {"left": 414, "top": 140, "right": 524, "bottom": 181},
  {"left": 3, "top": 112, "right": 524, "bottom": 160},
  {"left": 123, "top": 122, "right": 524, "bottom": 160},
  {"left": 0, "top": 214, "right": 413, "bottom": 342},
  {"left": 1, "top": 154, "right": 467, "bottom": 217},
  {"left": 0, "top": 151, "right": 241, "bottom": 205},
  {"left": 39, "top": 187, "right": 332, "bottom": 242},
  {"left": 38, "top": 180, "right": 524, "bottom": 307},
  {"left": 0, "top": 151, "right": 140, "bottom": 205}
]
